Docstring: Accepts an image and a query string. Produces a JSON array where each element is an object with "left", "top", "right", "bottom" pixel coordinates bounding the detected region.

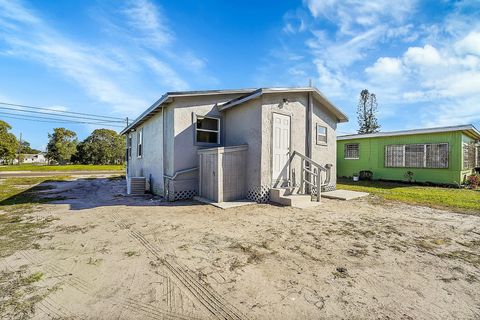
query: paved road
[{"left": 0, "top": 170, "right": 124, "bottom": 177}]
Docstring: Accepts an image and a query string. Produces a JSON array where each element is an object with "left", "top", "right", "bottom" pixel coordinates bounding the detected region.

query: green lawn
[
  {"left": 0, "top": 164, "right": 124, "bottom": 171},
  {"left": 337, "top": 179, "right": 480, "bottom": 214}
]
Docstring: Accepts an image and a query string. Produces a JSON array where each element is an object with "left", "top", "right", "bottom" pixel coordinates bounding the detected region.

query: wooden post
[
  {"left": 317, "top": 171, "right": 321, "bottom": 202},
  {"left": 300, "top": 159, "right": 304, "bottom": 194}
]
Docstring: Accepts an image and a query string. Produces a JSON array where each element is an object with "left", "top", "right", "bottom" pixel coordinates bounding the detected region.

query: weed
[
  {"left": 87, "top": 257, "right": 102, "bottom": 265},
  {"left": 247, "top": 251, "right": 265, "bottom": 264},
  {"left": 229, "top": 258, "right": 244, "bottom": 271},
  {"left": 124, "top": 251, "right": 138, "bottom": 257},
  {"left": 437, "top": 250, "right": 480, "bottom": 266}
]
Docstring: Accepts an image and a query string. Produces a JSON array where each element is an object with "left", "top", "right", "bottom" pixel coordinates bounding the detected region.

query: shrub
[
  {"left": 466, "top": 174, "right": 479, "bottom": 189},
  {"left": 359, "top": 170, "right": 373, "bottom": 180},
  {"left": 404, "top": 171, "right": 414, "bottom": 183}
]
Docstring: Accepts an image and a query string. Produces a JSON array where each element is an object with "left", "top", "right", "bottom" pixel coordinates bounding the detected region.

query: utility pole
[{"left": 17, "top": 133, "right": 22, "bottom": 165}]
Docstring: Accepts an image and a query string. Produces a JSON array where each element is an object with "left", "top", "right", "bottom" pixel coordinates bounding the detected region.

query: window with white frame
[
  {"left": 127, "top": 134, "right": 132, "bottom": 159},
  {"left": 316, "top": 125, "right": 327, "bottom": 144},
  {"left": 476, "top": 145, "right": 480, "bottom": 167},
  {"left": 137, "top": 128, "right": 143, "bottom": 158},
  {"left": 196, "top": 115, "right": 220, "bottom": 144},
  {"left": 426, "top": 143, "right": 449, "bottom": 168},
  {"left": 385, "top": 143, "right": 448, "bottom": 168},
  {"left": 344, "top": 143, "right": 359, "bottom": 159},
  {"left": 463, "top": 143, "right": 476, "bottom": 169}
]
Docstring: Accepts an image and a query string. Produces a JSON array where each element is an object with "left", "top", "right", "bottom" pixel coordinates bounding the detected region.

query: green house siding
[{"left": 337, "top": 131, "right": 467, "bottom": 185}]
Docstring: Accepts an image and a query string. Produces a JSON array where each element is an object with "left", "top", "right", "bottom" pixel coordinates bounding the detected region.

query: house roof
[
  {"left": 337, "top": 124, "right": 480, "bottom": 141},
  {"left": 217, "top": 87, "right": 348, "bottom": 123},
  {"left": 120, "top": 87, "right": 348, "bottom": 134}
]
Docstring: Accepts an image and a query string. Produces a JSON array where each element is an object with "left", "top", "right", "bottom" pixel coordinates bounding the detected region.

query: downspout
[
  {"left": 162, "top": 105, "right": 166, "bottom": 198},
  {"left": 306, "top": 92, "right": 311, "bottom": 157}
]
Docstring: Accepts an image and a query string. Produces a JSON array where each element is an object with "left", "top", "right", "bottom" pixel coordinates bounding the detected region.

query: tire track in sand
[{"left": 112, "top": 212, "right": 249, "bottom": 320}]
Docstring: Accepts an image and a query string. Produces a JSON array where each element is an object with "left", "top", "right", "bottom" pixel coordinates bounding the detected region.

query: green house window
[
  {"left": 344, "top": 143, "right": 359, "bottom": 159},
  {"left": 463, "top": 143, "right": 476, "bottom": 169},
  {"left": 476, "top": 146, "right": 480, "bottom": 167},
  {"left": 385, "top": 143, "right": 448, "bottom": 168}
]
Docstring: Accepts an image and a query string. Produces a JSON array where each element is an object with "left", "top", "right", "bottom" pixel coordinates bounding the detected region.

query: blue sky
[{"left": 0, "top": 0, "right": 479, "bottom": 150}]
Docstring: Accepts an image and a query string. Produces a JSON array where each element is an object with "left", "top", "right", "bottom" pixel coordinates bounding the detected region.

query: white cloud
[
  {"left": 366, "top": 57, "right": 403, "bottom": 77},
  {"left": 142, "top": 56, "right": 189, "bottom": 90},
  {"left": 0, "top": 0, "right": 209, "bottom": 116},
  {"left": 304, "top": 0, "right": 415, "bottom": 35},
  {"left": 455, "top": 31, "right": 480, "bottom": 56},
  {"left": 122, "top": 0, "right": 172, "bottom": 47},
  {"left": 404, "top": 45, "right": 442, "bottom": 66}
]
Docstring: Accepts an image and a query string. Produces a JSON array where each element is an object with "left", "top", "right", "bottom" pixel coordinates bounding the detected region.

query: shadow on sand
[{"left": 0, "top": 177, "right": 203, "bottom": 211}]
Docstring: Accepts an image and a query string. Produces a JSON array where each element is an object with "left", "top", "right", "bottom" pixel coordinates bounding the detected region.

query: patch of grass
[
  {"left": 337, "top": 179, "right": 480, "bottom": 214},
  {"left": 437, "top": 250, "right": 480, "bottom": 266},
  {"left": 0, "top": 177, "right": 68, "bottom": 258},
  {"left": 0, "top": 164, "right": 124, "bottom": 172},
  {"left": 0, "top": 268, "right": 49, "bottom": 319},
  {"left": 87, "top": 257, "right": 102, "bottom": 265},
  {"left": 124, "top": 250, "right": 139, "bottom": 257}
]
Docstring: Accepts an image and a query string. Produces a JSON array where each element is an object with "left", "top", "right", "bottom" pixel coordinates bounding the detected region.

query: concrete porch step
[{"left": 270, "top": 188, "right": 321, "bottom": 208}]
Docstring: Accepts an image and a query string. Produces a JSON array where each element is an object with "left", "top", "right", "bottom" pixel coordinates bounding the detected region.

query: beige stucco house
[{"left": 120, "top": 87, "right": 348, "bottom": 205}]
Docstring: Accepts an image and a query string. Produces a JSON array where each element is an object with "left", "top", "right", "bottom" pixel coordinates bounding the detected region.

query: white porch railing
[{"left": 290, "top": 151, "right": 327, "bottom": 202}]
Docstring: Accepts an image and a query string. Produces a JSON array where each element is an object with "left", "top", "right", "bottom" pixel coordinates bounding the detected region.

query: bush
[
  {"left": 466, "top": 174, "right": 479, "bottom": 189},
  {"left": 359, "top": 170, "right": 373, "bottom": 180},
  {"left": 404, "top": 171, "right": 415, "bottom": 183}
]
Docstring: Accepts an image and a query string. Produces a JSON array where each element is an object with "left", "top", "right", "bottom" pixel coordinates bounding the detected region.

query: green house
[{"left": 337, "top": 124, "right": 480, "bottom": 185}]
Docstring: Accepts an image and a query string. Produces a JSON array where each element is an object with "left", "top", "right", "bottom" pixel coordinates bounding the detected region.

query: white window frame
[
  {"left": 127, "top": 134, "right": 132, "bottom": 160},
  {"left": 195, "top": 115, "right": 220, "bottom": 145},
  {"left": 385, "top": 143, "right": 449, "bottom": 169},
  {"left": 137, "top": 128, "right": 143, "bottom": 158},
  {"left": 316, "top": 124, "right": 327, "bottom": 145},
  {"left": 344, "top": 143, "right": 359, "bottom": 159},
  {"left": 475, "top": 145, "right": 480, "bottom": 168}
]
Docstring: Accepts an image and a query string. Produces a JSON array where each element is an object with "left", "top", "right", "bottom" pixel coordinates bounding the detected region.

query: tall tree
[
  {"left": 357, "top": 89, "right": 381, "bottom": 134},
  {"left": 46, "top": 128, "right": 78, "bottom": 164},
  {"left": 19, "top": 140, "right": 41, "bottom": 154},
  {"left": 74, "top": 129, "right": 125, "bottom": 165},
  {"left": 0, "top": 120, "right": 19, "bottom": 163}
]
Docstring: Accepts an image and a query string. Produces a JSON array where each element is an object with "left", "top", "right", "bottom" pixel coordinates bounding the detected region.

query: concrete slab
[
  {"left": 321, "top": 189, "right": 369, "bottom": 200},
  {"left": 193, "top": 196, "right": 257, "bottom": 209}
]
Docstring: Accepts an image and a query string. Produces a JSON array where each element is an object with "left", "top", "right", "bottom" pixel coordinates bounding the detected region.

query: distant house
[
  {"left": 20, "top": 153, "right": 46, "bottom": 164},
  {"left": 337, "top": 124, "right": 480, "bottom": 185},
  {"left": 121, "top": 87, "right": 348, "bottom": 204},
  {"left": 1, "top": 153, "right": 46, "bottom": 165}
]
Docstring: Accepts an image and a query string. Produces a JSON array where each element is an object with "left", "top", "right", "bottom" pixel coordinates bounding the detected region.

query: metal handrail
[
  {"left": 290, "top": 151, "right": 325, "bottom": 202},
  {"left": 292, "top": 151, "right": 327, "bottom": 171}
]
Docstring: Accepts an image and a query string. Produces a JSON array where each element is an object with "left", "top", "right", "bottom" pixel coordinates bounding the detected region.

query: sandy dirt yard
[{"left": 1, "top": 177, "right": 479, "bottom": 319}]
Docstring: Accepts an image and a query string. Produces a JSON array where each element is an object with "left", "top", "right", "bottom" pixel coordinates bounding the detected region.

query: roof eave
[
  {"left": 219, "top": 87, "right": 349, "bottom": 123},
  {"left": 120, "top": 94, "right": 170, "bottom": 135},
  {"left": 337, "top": 124, "right": 480, "bottom": 141}
]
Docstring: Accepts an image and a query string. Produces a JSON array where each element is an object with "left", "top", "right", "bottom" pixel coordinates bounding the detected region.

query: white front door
[{"left": 272, "top": 113, "right": 291, "bottom": 183}]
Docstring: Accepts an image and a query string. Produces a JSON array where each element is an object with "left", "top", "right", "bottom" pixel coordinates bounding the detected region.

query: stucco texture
[{"left": 127, "top": 90, "right": 343, "bottom": 201}]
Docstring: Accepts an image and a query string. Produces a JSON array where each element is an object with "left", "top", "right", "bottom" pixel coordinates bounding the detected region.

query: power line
[
  {"left": 0, "top": 101, "right": 126, "bottom": 121},
  {"left": 0, "top": 105, "right": 126, "bottom": 123},
  {"left": 0, "top": 114, "right": 125, "bottom": 128},
  {"left": 0, "top": 111, "right": 121, "bottom": 125}
]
